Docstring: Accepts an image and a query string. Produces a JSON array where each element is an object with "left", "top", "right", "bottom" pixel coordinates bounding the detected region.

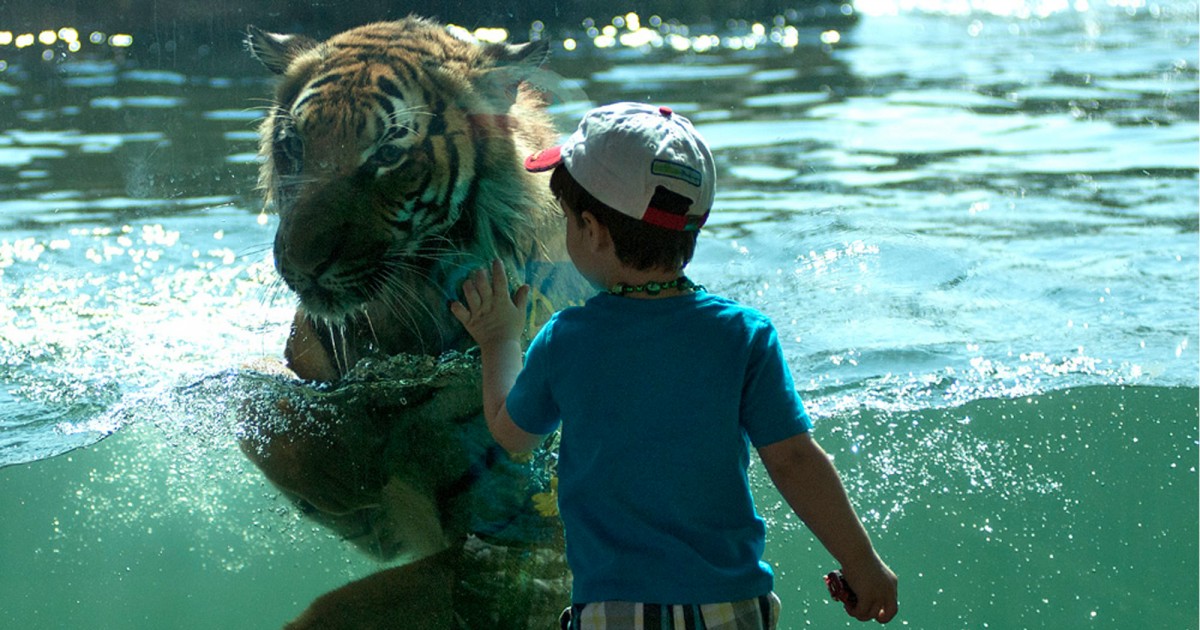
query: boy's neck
[{"left": 605, "top": 266, "right": 695, "bottom": 299}]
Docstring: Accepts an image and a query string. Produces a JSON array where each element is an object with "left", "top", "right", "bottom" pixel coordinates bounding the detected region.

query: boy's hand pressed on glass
[{"left": 449, "top": 259, "right": 544, "bottom": 454}]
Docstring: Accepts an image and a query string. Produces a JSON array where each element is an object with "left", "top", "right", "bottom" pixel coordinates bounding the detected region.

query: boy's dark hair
[{"left": 550, "top": 165, "right": 699, "bottom": 271}]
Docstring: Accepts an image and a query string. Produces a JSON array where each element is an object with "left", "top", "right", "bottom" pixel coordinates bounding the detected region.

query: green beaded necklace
[{"left": 607, "top": 275, "right": 704, "bottom": 297}]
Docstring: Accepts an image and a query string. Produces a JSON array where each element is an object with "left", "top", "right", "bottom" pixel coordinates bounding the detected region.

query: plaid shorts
[{"left": 559, "top": 592, "right": 781, "bottom": 630}]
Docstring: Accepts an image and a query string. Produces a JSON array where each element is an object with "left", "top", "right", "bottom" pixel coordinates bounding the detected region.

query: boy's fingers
[
  {"left": 449, "top": 300, "right": 469, "bottom": 323},
  {"left": 490, "top": 259, "right": 509, "bottom": 294},
  {"left": 462, "top": 277, "right": 481, "bottom": 310},
  {"left": 846, "top": 595, "right": 871, "bottom": 621},
  {"left": 512, "top": 284, "right": 531, "bottom": 310},
  {"left": 472, "top": 267, "right": 492, "bottom": 301},
  {"left": 847, "top": 596, "right": 895, "bottom": 624},
  {"left": 878, "top": 597, "right": 898, "bottom": 623}
]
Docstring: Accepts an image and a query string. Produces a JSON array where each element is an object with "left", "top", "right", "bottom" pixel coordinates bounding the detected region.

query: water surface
[{"left": 1, "top": 2, "right": 1196, "bottom": 628}]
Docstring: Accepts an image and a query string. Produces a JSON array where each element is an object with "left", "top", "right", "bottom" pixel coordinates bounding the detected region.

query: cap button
[{"left": 658, "top": 106, "right": 673, "bottom": 117}]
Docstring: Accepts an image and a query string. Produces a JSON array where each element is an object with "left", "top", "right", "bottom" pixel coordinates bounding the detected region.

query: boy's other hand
[
  {"left": 449, "top": 259, "right": 531, "bottom": 348},
  {"left": 841, "top": 559, "right": 898, "bottom": 623}
]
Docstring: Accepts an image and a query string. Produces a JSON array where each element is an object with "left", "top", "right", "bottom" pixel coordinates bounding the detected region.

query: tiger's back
[{"left": 249, "top": 18, "right": 567, "bottom": 376}]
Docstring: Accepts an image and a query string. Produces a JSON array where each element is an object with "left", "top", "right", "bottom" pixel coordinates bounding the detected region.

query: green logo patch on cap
[{"left": 651, "top": 159, "right": 702, "bottom": 187}]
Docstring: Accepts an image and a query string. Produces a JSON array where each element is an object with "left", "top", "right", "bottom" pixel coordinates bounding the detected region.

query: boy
[{"left": 450, "top": 102, "right": 898, "bottom": 628}]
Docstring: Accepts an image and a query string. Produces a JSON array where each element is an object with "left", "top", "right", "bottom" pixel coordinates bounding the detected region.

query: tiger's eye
[
  {"left": 372, "top": 144, "right": 405, "bottom": 167},
  {"left": 275, "top": 128, "right": 304, "bottom": 168}
]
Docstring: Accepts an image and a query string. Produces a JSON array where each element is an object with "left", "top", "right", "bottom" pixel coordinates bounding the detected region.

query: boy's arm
[
  {"left": 449, "top": 260, "right": 546, "bottom": 455},
  {"left": 757, "top": 432, "right": 899, "bottom": 624}
]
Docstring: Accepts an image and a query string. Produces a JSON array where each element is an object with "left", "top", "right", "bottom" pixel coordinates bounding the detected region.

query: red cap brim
[{"left": 523, "top": 145, "right": 564, "bottom": 173}]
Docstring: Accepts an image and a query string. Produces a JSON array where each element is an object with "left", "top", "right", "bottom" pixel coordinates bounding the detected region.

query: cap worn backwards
[{"left": 524, "top": 102, "right": 716, "bottom": 231}]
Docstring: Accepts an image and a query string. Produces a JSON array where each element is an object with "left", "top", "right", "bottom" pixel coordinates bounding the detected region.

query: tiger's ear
[
  {"left": 246, "top": 25, "right": 318, "bottom": 75},
  {"left": 481, "top": 40, "right": 551, "bottom": 70},
  {"left": 473, "top": 40, "right": 552, "bottom": 108}
]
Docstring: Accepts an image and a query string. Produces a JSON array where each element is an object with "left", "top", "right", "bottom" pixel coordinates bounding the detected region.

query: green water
[
  {"left": 762, "top": 386, "right": 1199, "bottom": 628},
  {"left": 1, "top": 386, "right": 1194, "bottom": 627}
]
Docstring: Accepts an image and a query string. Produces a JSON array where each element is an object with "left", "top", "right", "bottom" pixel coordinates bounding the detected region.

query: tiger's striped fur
[
  {"left": 249, "top": 18, "right": 565, "bottom": 376},
  {"left": 242, "top": 20, "right": 578, "bottom": 627}
]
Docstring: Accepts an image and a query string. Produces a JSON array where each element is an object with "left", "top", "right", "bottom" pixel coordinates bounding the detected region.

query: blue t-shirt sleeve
[
  {"left": 506, "top": 317, "right": 562, "bottom": 436},
  {"left": 740, "top": 322, "right": 812, "bottom": 447}
]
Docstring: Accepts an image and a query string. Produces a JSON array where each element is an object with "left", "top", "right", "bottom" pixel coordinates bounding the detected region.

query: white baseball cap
[{"left": 524, "top": 102, "right": 715, "bottom": 231}]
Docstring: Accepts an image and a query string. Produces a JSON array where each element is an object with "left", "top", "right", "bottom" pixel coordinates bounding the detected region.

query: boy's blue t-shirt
[{"left": 505, "top": 291, "right": 812, "bottom": 605}]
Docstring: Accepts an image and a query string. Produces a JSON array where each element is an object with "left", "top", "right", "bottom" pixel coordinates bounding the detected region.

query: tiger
[
  {"left": 248, "top": 17, "right": 574, "bottom": 381},
  {"left": 237, "top": 18, "right": 586, "bottom": 629}
]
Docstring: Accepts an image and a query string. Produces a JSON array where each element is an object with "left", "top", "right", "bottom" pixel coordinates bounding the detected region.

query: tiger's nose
[{"left": 275, "top": 222, "right": 345, "bottom": 280}]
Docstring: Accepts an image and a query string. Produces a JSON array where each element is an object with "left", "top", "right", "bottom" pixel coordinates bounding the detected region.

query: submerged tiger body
[{"left": 239, "top": 18, "right": 586, "bottom": 629}]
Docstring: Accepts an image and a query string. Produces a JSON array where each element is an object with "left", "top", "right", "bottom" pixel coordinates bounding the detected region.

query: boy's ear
[{"left": 581, "top": 211, "right": 611, "bottom": 252}]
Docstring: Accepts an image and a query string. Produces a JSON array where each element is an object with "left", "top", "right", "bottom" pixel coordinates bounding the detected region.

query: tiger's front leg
[
  {"left": 236, "top": 374, "right": 389, "bottom": 516},
  {"left": 237, "top": 311, "right": 388, "bottom": 518},
  {"left": 237, "top": 312, "right": 463, "bottom": 560},
  {"left": 283, "top": 310, "right": 341, "bottom": 382}
]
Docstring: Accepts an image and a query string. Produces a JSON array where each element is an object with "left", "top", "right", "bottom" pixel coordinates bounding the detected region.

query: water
[{"left": 1, "top": 2, "right": 1197, "bottom": 628}]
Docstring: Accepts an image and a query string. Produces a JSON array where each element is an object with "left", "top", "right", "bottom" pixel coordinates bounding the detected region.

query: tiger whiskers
[
  {"left": 236, "top": 241, "right": 275, "bottom": 261},
  {"left": 324, "top": 319, "right": 351, "bottom": 377},
  {"left": 412, "top": 235, "right": 507, "bottom": 271},
  {"left": 361, "top": 307, "right": 382, "bottom": 349},
  {"left": 275, "top": 173, "right": 322, "bottom": 190},
  {"left": 374, "top": 251, "right": 475, "bottom": 352},
  {"left": 384, "top": 104, "right": 431, "bottom": 138},
  {"left": 375, "top": 282, "right": 432, "bottom": 353},
  {"left": 373, "top": 261, "right": 442, "bottom": 352},
  {"left": 249, "top": 269, "right": 295, "bottom": 358},
  {"left": 244, "top": 101, "right": 285, "bottom": 123},
  {"left": 337, "top": 324, "right": 353, "bottom": 377},
  {"left": 259, "top": 274, "right": 291, "bottom": 311}
]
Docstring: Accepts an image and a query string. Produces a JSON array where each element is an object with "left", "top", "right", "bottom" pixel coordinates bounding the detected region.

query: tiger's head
[{"left": 248, "top": 18, "right": 562, "bottom": 357}]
